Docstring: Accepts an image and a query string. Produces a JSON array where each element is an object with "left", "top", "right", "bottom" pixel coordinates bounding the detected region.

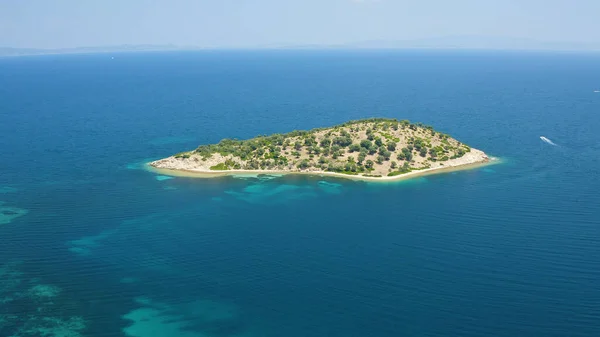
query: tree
[
  {"left": 366, "top": 129, "right": 375, "bottom": 141},
  {"left": 345, "top": 157, "right": 358, "bottom": 172},
  {"left": 357, "top": 152, "right": 366, "bottom": 164},
  {"left": 304, "top": 137, "right": 317, "bottom": 147},
  {"left": 376, "top": 155, "right": 384, "bottom": 164},
  {"left": 374, "top": 137, "right": 383, "bottom": 147},
  {"left": 348, "top": 144, "right": 361, "bottom": 153},
  {"left": 297, "top": 159, "right": 310, "bottom": 169},
  {"left": 247, "top": 160, "right": 259, "bottom": 170},
  {"left": 333, "top": 136, "right": 353, "bottom": 147},
  {"left": 391, "top": 161, "right": 398, "bottom": 169},
  {"left": 387, "top": 141, "right": 396, "bottom": 151},
  {"left": 320, "top": 138, "right": 331, "bottom": 148},
  {"left": 360, "top": 139, "right": 373, "bottom": 149},
  {"left": 402, "top": 161, "right": 411, "bottom": 172},
  {"left": 398, "top": 147, "right": 413, "bottom": 161},
  {"left": 294, "top": 142, "right": 302, "bottom": 151},
  {"left": 365, "top": 160, "right": 374, "bottom": 169}
]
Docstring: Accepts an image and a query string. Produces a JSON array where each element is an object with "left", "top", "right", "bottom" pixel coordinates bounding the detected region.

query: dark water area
[{"left": 1, "top": 50, "right": 599, "bottom": 336}]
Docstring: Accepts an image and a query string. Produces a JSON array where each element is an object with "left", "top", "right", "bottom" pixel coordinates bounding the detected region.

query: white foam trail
[{"left": 540, "top": 136, "right": 557, "bottom": 146}]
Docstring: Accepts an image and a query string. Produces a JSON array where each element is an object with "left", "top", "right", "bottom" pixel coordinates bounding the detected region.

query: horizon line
[{"left": 2, "top": 46, "right": 600, "bottom": 58}]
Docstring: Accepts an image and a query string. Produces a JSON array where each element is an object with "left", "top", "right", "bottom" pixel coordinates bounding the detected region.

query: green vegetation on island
[{"left": 151, "top": 118, "right": 488, "bottom": 178}]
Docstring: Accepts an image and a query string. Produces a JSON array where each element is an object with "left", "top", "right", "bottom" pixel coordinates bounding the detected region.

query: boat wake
[{"left": 540, "top": 136, "right": 557, "bottom": 146}]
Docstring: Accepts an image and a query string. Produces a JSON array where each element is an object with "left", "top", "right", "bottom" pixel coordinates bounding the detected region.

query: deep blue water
[{"left": 1, "top": 50, "right": 600, "bottom": 337}]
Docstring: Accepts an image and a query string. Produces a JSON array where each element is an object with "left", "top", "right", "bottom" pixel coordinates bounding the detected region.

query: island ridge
[{"left": 150, "top": 118, "right": 490, "bottom": 180}]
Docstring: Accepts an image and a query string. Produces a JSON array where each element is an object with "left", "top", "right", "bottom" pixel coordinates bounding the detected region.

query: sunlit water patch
[
  {"left": 0, "top": 203, "right": 29, "bottom": 225},
  {"left": 225, "top": 183, "right": 318, "bottom": 204},
  {"left": 67, "top": 228, "right": 118, "bottom": 256},
  {"left": 65, "top": 214, "right": 181, "bottom": 274},
  {"left": 122, "top": 296, "right": 258, "bottom": 337},
  {"left": 0, "top": 187, "right": 18, "bottom": 194},
  {"left": 317, "top": 180, "right": 343, "bottom": 194},
  {"left": 119, "top": 277, "right": 138, "bottom": 284},
  {"left": 231, "top": 174, "right": 284, "bottom": 182}
]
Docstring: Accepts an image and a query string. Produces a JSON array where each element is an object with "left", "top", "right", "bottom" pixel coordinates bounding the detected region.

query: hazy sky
[{"left": 1, "top": 0, "right": 599, "bottom": 49}]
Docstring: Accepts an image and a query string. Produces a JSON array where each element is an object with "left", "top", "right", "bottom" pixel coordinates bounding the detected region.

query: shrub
[
  {"left": 297, "top": 159, "right": 311, "bottom": 169},
  {"left": 333, "top": 136, "right": 353, "bottom": 147},
  {"left": 174, "top": 152, "right": 191, "bottom": 159},
  {"left": 388, "top": 162, "right": 412, "bottom": 176},
  {"left": 357, "top": 152, "right": 366, "bottom": 164},
  {"left": 349, "top": 144, "right": 361, "bottom": 153},
  {"left": 210, "top": 163, "right": 229, "bottom": 170}
]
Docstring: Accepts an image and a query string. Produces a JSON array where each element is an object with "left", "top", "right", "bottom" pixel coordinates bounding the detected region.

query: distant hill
[
  {"left": 0, "top": 44, "right": 184, "bottom": 57},
  {"left": 331, "top": 36, "right": 600, "bottom": 51},
  {"left": 3, "top": 36, "right": 599, "bottom": 56}
]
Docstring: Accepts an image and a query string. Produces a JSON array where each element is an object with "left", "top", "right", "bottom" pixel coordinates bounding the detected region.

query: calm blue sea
[{"left": 1, "top": 50, "right": 600, "bottom": 337}]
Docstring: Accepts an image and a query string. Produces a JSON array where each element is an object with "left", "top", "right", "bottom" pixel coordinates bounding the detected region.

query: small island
[{"left": 150, "top": 118, "right": 491, "bottom": 181}]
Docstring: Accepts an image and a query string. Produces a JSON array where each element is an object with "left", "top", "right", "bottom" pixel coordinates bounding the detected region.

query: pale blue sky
[{"left": 1, "top": 0, "right": 599, "bottom": 49}]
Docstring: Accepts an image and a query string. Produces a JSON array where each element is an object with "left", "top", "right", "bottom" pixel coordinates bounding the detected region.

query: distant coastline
[
  {"left": 4, "top": 36, "right": 600, "bottom": 57},
  {"left": 149, "top": 118, "right": 495, "bottom": 182},
  {"left": 0, "top": 45, "right": 184, "bottom": 57}
]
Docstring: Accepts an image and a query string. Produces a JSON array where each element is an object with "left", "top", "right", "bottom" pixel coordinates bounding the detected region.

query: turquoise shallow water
[{"left": 1, "top": 50, "right": 600, "bottom": 336}]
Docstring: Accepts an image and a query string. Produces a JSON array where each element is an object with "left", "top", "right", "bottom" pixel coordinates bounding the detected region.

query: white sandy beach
[{"left": 149, "top": 148, "right": 495, "bottom": 182}]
